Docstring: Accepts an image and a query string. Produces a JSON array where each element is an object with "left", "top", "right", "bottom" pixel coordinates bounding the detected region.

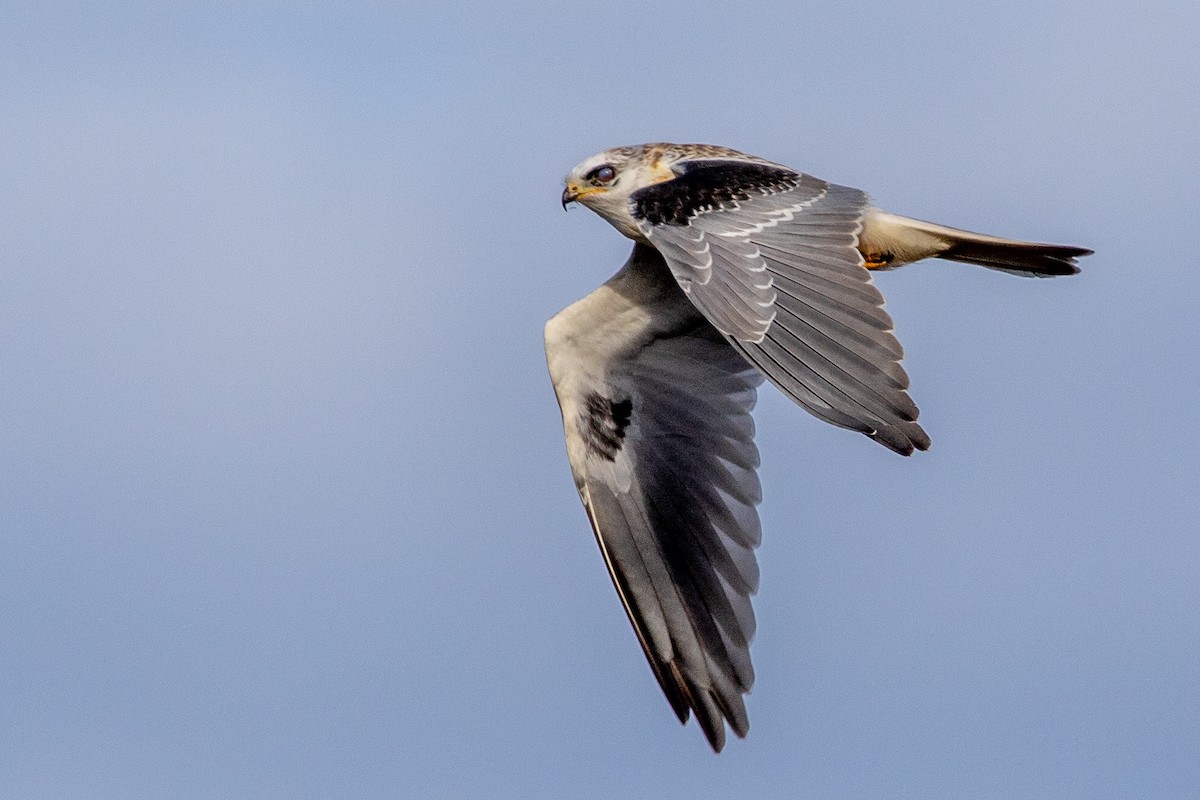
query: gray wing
[
  {"left": 545, "top": 245, "right": 765, "bottom": 751},
  {"left": 633, "top": 159, "right": 930, "bottom": 455}
]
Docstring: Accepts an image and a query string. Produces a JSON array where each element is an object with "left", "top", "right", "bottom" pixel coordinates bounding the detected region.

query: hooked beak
[
  {"left": 561, "top": 182, "right": 604, "bottom": 210},
  {"left": 561, "top": 183, "right": 580, "bottom": 210}
]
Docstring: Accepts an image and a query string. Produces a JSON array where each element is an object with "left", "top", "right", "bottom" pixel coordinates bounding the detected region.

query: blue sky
[{"left": 2, "top": 3, "right": 1197, "bottom": 798}]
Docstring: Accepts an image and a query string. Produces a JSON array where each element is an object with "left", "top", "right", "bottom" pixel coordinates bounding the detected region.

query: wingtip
[
  {"left": 872, "top": 422, "right": 931, "bottom": 455},
  {"left": 698, "top": 714, "right": 750, "bottom": 754},
  {"left": 694, "top": 695, "right": 727, "bottom": 753}
]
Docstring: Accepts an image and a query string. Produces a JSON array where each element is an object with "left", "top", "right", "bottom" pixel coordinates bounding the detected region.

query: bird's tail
[{"left": 861, "top": 211, "right": 1093, "bottom": 277}]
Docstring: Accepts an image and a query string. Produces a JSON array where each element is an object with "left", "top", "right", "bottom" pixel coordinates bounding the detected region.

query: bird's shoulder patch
[{"left": 631, "top": 160, "right": 807, "bottom": 227}]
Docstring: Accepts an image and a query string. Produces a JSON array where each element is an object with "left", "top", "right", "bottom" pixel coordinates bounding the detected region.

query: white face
[{"left": 563, "top": 147, "right": 676, "bottom": 241}]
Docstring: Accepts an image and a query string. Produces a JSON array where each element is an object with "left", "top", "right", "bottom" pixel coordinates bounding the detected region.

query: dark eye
[{"left": 587, "top": 165, "right": 617, "bottom": 184}]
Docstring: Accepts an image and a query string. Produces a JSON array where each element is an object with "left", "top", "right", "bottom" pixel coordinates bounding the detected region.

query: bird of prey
[{"left": 545, "top": 142, "right": 1090, "bottom": 751}]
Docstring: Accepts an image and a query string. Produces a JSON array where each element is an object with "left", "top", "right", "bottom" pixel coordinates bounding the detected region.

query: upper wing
[
  {"left": 545, "top": 244, "right": 765, "bottom": 752},
  {"left": 632, "top": 159, "right": 930, "bottom": 455}
]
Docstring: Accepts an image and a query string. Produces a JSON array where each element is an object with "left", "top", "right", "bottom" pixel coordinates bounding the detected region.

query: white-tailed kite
[{"left": 546, "top": 142, "right": 1090, "bottom": 751}]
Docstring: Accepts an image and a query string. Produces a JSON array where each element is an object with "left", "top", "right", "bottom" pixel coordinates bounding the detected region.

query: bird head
[{"left": 561, "top": 144, "right": 679, "bottom": 241}]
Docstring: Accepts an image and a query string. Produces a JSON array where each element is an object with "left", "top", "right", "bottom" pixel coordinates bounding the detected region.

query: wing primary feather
[
  {"left": 727, "top": 339, "right": 876, "bottom": 433},
  {"left": 639, "top": 452, "right": 756, "bottom": 643},
  {"left": 768, "top": 309, "right": 909, "bottom": 391},
  {"left": 762, "top": 323, "right": 919, "bottom": 422},
  {"left": 771, "top": 283, "right": 906, "bottom": 364},
  {"left": 762, "top": 258, "right": 894, "bottom": 325},
  {"left": 579, "top": 485, "right": 692, "bottom": 725}
]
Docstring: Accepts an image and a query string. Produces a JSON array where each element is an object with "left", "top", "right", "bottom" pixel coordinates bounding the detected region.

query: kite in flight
[{"left": 545, "top": 142, "right": 1090, "bottom": 751}]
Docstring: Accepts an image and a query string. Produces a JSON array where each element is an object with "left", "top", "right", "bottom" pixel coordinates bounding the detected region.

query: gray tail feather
[
  {"left": 938, "top": 238, "right": 1093, "bottom": 277},
  {"left": 863, "top": 212, "right": 1092, "bottom": 278}
]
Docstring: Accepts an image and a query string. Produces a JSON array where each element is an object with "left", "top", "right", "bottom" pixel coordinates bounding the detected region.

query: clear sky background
[{"left": 2, "top": 3, "right": 1197, "bottom": 798}]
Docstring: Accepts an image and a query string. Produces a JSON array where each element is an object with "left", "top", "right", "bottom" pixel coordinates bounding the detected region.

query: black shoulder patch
[
  {"left": 631, "top": 160, "right": 806, "bottom": 227},
  {"left": 581, "top": 393, "right": 633, "bottom": 461}
]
